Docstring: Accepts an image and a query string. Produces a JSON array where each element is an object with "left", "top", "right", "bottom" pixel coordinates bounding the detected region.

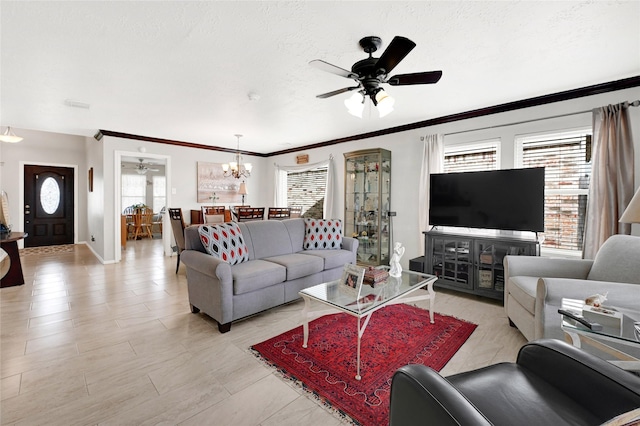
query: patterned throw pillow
[
  {"left": 303, "top": 218, "right": 342, "bottom": 250},
  {"left": 198, "top": 223, "right": 249, "bottom": 265}
]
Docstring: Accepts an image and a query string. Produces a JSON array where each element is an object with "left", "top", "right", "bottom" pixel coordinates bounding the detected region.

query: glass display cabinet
[{"left": 344, "top": 148, "right": 391, "bottom": 266}]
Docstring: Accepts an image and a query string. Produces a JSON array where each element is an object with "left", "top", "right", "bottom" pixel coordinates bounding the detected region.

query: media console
[{"left": 423, "top": 230, "right": 540, "bottom": 301}]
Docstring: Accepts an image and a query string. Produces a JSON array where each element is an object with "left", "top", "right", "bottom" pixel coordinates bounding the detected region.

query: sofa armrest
[
  {"left": 341, "top": 236, "right": 359, "bottom": 255},
  {"left": 505, "top": 256, "right": 593, "bottom": 281},
  {"left": 504, "top": 256, "right": 594, "bottom": 313},
  {"left": 535, "top": 277, "right": 640, "bottom": 340},
  {"left": 180, "top": 249, "right": 234, "bottom": 325},
  {"left": 517, "top": 339, "right": 640, "bottom": 418},
  {"left": 390, "top": 364, "right": 492, "bottom": 426},
  {"left": 181, "top": 249, "right": 232, "bottom": 282}
]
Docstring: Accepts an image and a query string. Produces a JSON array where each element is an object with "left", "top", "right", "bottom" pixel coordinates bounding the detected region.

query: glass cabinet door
[{"left": 344, "top": 149, "right": 391, "bottom": 266}]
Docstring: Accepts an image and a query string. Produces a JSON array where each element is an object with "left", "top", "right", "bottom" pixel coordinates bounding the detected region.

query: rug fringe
[{"left": 250, "top": 347, "right": 360, "bottom": 425}]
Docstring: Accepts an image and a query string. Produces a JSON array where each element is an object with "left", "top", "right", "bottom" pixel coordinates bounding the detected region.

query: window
[
  {"left": 444, "top": 140, "right": 500, "bottom": 173},
  {"left": 121, "top": 174, "right": 146, "bottom": 209},
  {"left": 286, "top": 168, "right": 327, "bottom": 217},
  {"left": 40, "top": 177, "right": 61, "bottom": 214},
  {"left": 152, "top": 175, "right": 166, "bottom": 214},
  {"left": 516, "top": 129, "right": 592, "bottom": 252}
]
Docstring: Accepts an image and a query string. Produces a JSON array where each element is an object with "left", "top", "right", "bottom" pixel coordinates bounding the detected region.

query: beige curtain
[
  {"left": 583, "top": 103, "right": 635, "bottom": 259},
  {"left": 418, "top": 134, "right": 444, "bottom": 237}
]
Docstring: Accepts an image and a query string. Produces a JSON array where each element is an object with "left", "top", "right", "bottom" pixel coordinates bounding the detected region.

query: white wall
[
  {"left": 0, "top": 129, "right": 88, "bottom": 247},
  {"left": 86, "top": 135, "right": 105, "bottom": 260},
  {"left": 269, "top": 87, "right": 640, "bottom": 267},
  {"left": 2, "top": 86, "right": 638, "bottom": 265},
  {"left": 100, "top": 136, "right": 270, "bottom": 262}
]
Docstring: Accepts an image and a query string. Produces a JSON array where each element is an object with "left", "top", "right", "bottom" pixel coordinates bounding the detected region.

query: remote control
[{"left": 558, "top": 309, "right": 603, "bottom": 331}]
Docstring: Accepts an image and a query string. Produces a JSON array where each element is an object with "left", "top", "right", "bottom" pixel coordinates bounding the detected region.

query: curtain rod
[{"left": 444, "top": 99, "right": 640, "bottom": 137}]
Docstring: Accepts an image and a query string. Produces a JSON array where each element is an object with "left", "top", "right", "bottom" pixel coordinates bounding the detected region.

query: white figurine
[{"left": 389, "top": 242, "right": 405, "bottom": 277}]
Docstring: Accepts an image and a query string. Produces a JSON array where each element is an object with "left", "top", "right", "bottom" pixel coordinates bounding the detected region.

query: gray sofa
[
  {"left": 504, "top": 234, "right": 640, "bottom": 343},
  {"left": 181, "top": 218, "right": 358, "bottom": 332}
]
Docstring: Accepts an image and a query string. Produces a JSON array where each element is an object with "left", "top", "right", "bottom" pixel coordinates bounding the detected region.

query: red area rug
[{"left": 251, "top": 304, "right": 477, "bottom": 425}]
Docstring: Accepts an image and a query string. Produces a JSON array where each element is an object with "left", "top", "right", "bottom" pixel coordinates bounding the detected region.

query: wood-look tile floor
[{"left": 1, "top": 239, "right": 527, "bottom": 425}]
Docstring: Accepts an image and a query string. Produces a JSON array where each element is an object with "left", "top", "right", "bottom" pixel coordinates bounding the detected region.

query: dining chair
[
  {"left": 289, "top": 205, "right": 303, "bottom": 218},
  {"left": 202, "top": 206, "right": 226, "bottom": 224},
  {"left": 230, "top": 205, "right": 250, "bottom": 221},
  {"left": 133, "top": 208, "right": 154, "bottom": 240},
  {"left": 237, "top": 207, "right": 265, "bottom": 222},
  {"left": 168, "top": 208, "right": 186, "bottom": 274},
  {"left": 152, "top": 206, "right": 165, "bottom": 234},
  {"left": 123, "top": 206, "right": 136, "bottom": 239},
  {"left": 267, "top": 207, "right": 291, "bottom": 220}
]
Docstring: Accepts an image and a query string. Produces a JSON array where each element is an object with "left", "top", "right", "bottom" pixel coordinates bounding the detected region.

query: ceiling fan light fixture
[
  {"left": 344, "top": 92, "right": 365, "bottom": 118},
  {"left": 0, "top": 126, "right": 23, "bottom": 143},
  {"left": 374, "top": 89, "right": 395, "bottom": 117}
]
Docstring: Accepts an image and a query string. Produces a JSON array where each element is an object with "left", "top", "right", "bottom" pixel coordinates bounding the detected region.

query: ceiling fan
[
  {"left": 122, "top": 158, "right": 160, "bottom": 175},
  {"left": 310, "top": 36, "right": 442, "bottom": 117}
]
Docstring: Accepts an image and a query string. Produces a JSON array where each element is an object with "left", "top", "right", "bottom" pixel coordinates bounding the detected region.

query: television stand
[{"left": 423, "top": 230, "right": 539, "bottom": 301}]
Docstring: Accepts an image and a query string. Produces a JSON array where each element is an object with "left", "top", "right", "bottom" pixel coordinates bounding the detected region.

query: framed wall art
[
  {"left": 88, "top": 167, "right": 94, "bottom": 192},
  {"left": 197, "top": 162, "right": 242, "bottom": 203}
]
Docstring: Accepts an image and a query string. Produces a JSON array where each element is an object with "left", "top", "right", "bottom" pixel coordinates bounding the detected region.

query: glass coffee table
[
  {"left": 560, "top": 298, "right": 640, "bottom": 372},
  {"left": 299, "top": 267, "right": 437, "bottom": 380}
]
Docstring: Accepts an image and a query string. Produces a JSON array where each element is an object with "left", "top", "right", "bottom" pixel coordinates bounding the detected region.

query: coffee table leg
[
  {"left": 301, "top": 296, "right": 310, "bottom": 348},
  {"left": 427, "top": 280, "right": 435, "bottom": 324},
  {"left": 356, "top": 316, "right": 362, "bottom": 380}
]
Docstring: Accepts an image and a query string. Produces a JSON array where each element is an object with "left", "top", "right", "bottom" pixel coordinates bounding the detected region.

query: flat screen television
[{"left": 429, "top": 167, "right": 545, "bottom": 232}]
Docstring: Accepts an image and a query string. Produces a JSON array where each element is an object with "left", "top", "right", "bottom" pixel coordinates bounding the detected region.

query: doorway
[
  {"left": 24, "top": 165, "right": 74, "bottom": 247},
  {"left": 114, "top": 151, "right": 172, "bottom": 262}
]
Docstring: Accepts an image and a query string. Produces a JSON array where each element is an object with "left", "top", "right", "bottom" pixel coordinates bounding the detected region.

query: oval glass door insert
[{"left": 40, "top": 177, "right": 61, "bottom": 214}]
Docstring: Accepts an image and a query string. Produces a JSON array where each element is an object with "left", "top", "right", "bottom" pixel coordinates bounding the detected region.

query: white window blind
[
  {"left": 121, "top": 174, "right": 146, "bottom": 209},
  {"left": 152, "top": 175, "right": 166, "bottom": 214},
  {"left": 444, "top": 141, "right": 499, "bottom": 173},
  {"left": 517, "top": 130, "right": 591, "bottom": 252},
  {"left": 287, "top": 168, "right": 327, "bottom": 217}
]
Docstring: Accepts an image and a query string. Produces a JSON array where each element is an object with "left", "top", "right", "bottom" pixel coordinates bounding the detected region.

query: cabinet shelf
[
  {"left": 344, "top": 148, "right": 391, "bottom": 266},
  {"left": 425, "top": 230, "right": 539, "bottom": 301}
]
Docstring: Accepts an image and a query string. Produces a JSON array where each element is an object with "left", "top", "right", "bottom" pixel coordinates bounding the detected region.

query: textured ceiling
[{"left": 1, "top": 1, "right": 639, "bottom": 154}]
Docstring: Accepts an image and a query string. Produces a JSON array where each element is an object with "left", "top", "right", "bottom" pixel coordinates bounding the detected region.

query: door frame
[
  {"left": 18, "top": 161, "right": 79, "bottom": 249},
  {"left": 113, "top": 150, "right": 172, "bottom": 262}
]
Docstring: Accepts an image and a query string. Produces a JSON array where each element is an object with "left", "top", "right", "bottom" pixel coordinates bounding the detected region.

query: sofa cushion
[
  {"left": 509, "top": 276, "right": 539, "bottom": 314},
  {"left": 301, "top": 248, "right": 354, "bottom": 270},
  {"left": 587, "top": 235, "right": 640, "bottom": 284},
  {"left": 232, "top": 259, "right": 286, "bottom": 294},
  {"left": 263, "top": 253, "right": 324, "bottom": 281},
  {"left": 303, "top": 218, "right": 342, "bottom": 250},
  {"left": 198, "top": 223, "right": 249, "bottom": 265},
  {"left": 239, "top": 220, "right": 294, "bottom": 259}
]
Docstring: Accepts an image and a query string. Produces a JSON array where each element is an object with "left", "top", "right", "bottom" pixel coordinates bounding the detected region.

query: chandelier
[{"left": 222, "top": 134, "right": 252, "bottom": 179}]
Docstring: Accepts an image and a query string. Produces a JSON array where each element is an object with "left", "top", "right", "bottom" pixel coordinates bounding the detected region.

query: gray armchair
[
  {"left": 389, "top": 339, "right": 640, "bottom": 426},
  {"left": 504, "top": 234, "right": 640, "bottom": 342}
]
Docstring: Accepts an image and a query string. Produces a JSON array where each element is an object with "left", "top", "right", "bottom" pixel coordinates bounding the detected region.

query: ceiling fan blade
[
  {"left": 310, "top": 60, "right": 357, "bottom": 79},
  {"left": 375, "top": 36, "right": 416, "bottom": 75},
  {"left": 387, "top": 70, "right": 443, "bottom": 86},
  {"left": 316, "top": 86, "right": 361, "bottom": 99}
]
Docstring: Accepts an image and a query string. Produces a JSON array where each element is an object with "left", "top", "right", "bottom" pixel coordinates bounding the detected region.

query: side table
[
  {"left": 560, "top": 298, "right": 640, "bottom": 372},
  {"left": 0, "top": 232, "right": 28, "bottom": 288}
]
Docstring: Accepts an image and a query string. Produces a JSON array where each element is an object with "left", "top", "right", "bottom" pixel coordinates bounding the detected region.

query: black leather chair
[{"left": 390, "top": 339, "right": 640, "bottom": 426}]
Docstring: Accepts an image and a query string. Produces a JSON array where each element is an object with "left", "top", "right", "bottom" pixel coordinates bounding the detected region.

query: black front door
[{"left": 24, "top": 165, "right": 74, "bottom": 247}]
